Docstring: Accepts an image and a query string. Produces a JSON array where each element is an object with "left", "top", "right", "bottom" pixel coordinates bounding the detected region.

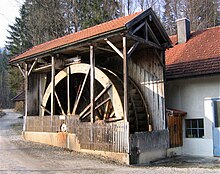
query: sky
[{"left": 0, "top": 0, "right": 24, "bottom": 48}]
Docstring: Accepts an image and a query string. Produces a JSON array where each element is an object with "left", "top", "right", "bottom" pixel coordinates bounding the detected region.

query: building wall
[{"left": 166, "top": 75, "right": 220, "bottom": 156}]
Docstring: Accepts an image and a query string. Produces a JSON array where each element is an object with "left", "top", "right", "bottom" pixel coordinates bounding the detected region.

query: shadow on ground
[{"left": 149, "top": 155, "right": 220, "bottom": 169}]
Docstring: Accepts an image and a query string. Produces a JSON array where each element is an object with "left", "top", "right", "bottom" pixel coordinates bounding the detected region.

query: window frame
[{"left": 185, "top": 119, "right": 204, "bottom": 138}]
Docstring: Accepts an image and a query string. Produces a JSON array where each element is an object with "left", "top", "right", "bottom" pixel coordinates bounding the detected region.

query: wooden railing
[{"left": 26, "top": 116, "right": 129, "bottom": 153}]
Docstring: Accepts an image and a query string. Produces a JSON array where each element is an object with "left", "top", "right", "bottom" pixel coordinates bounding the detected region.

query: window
[{"left": 185, "top": 119, "right": 204, "bottom": 138}]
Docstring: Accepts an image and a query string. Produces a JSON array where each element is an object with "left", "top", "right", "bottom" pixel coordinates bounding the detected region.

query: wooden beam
[
  {"left": 96, "top": 46, "right": 115, "bottom": 53},
  {"left": 28, "top": 58, "right": 38, "bottom": 76},
  {"left": 131, "top": 21, "right": 145, "bottom": 35},
  {"left": 39, "top": 74, "right": 47, "bottom": 116},
  {"left": 33, "top": 64, "right": 52, "bottom": 72},
  {"left": 72, "top": 68, "right": 90, "bottom": 115},
  {"left": 79, "top": 83, "right": 112, "bottom": 119},
  {"left": 55, "top": 91, "right": 66, "bottom": 115},
  {"left": 123, "top": 36, "right": 128, "bottom": 122},
  {"left": 90, "top": 45, "right": 95, "bottom": 123},
  {"left": 17, "top": 63, "right": 25, "bottom": 78},
  {"left": 104, "top": 38, "right": 123, "bottom": 59},
  {"left": 67, "top": 67, "right": 70, "bottom": 115},
  {"left": 145, "top": 20, "right": 148, "bottom": 40},
  {"left": 51, "top": 56, "right": 55, "bottom": 116},
  {"left": 126, "top": 33, "right": 162, "bottom": 50},
  {"left": 41, "top": 105, "right": 51, "bottom": 115},
  {"left": 146, "top": 23, "right": 160, "bottom": 45},
  {"left": 81, "top": 97, "right": 111, "bottom": 120},
  {"left": 154, "top": 48, "right": 164, "bottom": 67},
  {"left": 127, "top": 42, "right": 139, "bottom": 58},
  {"left": 23, "top": 63, "right": 28, "bottom": 131}
]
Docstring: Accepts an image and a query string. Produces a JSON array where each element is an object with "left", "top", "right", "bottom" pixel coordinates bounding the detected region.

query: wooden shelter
[{"left": 10, "top": 8, "right": 171, "bottom": 164}]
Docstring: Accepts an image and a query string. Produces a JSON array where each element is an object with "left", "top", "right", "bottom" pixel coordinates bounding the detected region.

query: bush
[
  {"left": 14, "top": 101, "right": 24, "bottom": 114},
  {"left": 0, "top": 110, "right": 6, "bottom": 117}
]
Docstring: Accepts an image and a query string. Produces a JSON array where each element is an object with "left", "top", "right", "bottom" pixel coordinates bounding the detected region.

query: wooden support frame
[
  {"left": 146, "top": 23, "right": 160, "bottom": 45},
  {"left": 154, "top": 48, "right": 165, "bottom": 67},
  {"left": 104, "top": 38, "right": 123, "bottom": 59},
  {"left": 127, "top": 42, "right": 139, "bottom": 58},
  {"left": 67, "top": 66, "right": 70, "bottom": 115},
  {"left": 28, "top": 58, "right": 38, "bottom": 76},
  {"left": 23, "top": 63, "right": 28, "bottom": 131},
  {"left": 72, "top": 68, "right": 90, "bottom": 115},
  {"left": 131, "top": 21, "right": 145, "bottom": 35},
  {"left": 90, "top": 45, "right": 95, "bottom": 123},
  {"left": 79, "top": 83, "right": 112, "bottom": 120},
  {"left": 126, "top": 33, "right": 162, "bottom": 50},
  {"left": 96, "top": 46, "right": 115, "bottom": 53},
  {"left": 17, "top": 63, "right": 25, "bottom": 78},
  {"left": 33, "top": 64, "right": 52, "bottom": 72},
  {"left": 123, "top": 36, "right": 128, "bottom": 122},
  {"left": 51, "top": 56, "right": 55, "bottom": 117}
]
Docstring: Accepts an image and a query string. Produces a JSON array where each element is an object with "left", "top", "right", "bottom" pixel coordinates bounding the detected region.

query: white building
[{"left": 166, "top": 19, "right": 220, "bottom": 157}]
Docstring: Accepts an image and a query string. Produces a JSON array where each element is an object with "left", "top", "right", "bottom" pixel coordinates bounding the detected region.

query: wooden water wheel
[
  {"left": 41, "top": 63, "right": 149, "bottom": 132},
  {"left": 41, "top": 63, "right": 123, "bottom": 122}
]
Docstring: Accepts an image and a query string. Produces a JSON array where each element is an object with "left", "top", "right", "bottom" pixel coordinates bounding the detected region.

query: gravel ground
[{"left": 0, "top": 109, "right": 220, "bottom": 174}]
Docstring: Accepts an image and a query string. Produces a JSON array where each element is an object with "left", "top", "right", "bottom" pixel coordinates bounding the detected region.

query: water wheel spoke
[
  {"left": 104, "top": 101, "right": 110, "bottom": 119},
  {"left": 80, "top": 97, "right": 111, "bottom": 120},
  {"left": 41, "top": 105, "right": 51, "bottom": 115},
  {"left": 72, "top": 68, "right": 90, "bottom": 115},
  {"left": 109, "top": 111, "right": 115, "bottom": 118},
  {"left": 79, "top": 83, "right": 112, "bottom": 118},
  {"left": 54, "top": 91, "right": 66, "bottom": 115}
]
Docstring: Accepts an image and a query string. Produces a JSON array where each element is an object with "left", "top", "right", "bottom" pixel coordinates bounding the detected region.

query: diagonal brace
[
  {"left": 104, "top": 38, "right": 123, "bottom": 59},
  {"left": 17, "top": 63, "right": 25, "bottom": 78}
]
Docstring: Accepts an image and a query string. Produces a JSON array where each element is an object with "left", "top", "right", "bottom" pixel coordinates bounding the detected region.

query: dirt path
[{"left": 0, "top": 109, "right": 219, "bottom": 174}]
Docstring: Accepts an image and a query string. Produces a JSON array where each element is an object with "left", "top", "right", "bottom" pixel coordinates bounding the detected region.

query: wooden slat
[{"left": 26, "top": 116, "right": 129, "bottom": 153}]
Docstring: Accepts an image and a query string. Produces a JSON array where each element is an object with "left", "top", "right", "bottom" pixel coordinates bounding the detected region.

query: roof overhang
[{"left": 9, "top": 8, "right": 172, "bottom": 65}]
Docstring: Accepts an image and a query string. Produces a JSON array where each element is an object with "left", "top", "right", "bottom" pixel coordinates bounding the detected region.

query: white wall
[{"left": 166, "top": 75, "right": 220, "bottom": 156}]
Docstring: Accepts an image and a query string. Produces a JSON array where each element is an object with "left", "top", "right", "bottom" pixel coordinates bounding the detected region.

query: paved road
[{"left": 0, "top": 109, "right": 219, "bottom": 174}]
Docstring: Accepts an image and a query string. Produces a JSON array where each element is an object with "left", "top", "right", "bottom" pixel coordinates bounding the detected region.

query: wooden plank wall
[
  {"left": 27, "top": 73, "right": 39, "bottom": 116},
  {"left": 128, "top": 48, "right": 165, "bottom": 130},
  {"left": 26, "top": 116, "right": 129, "bottom": 153}
]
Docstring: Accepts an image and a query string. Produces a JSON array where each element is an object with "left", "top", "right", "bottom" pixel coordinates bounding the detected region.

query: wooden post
[
  {"left": 123, "top": 36, "right": 130, "bottom": 155},
  {"left": 90, "top": 45, "right": 95, "bottom": 123},
  {"left": 23, "top": 63, "right": 28, "bottom": 131},
  {"left": 123, "top": 36, "right": 128, "bottom": 122},
  {"left": 67, "top": 66, "right": 70, "bottom": 115},
  {"left": 51, "top": 56, "right": 55, "bottom": 130}
]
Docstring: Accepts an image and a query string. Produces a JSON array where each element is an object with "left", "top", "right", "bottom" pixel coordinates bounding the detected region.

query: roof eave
[{"left": 9, "top": 26, "right": 127, "bottom": 64}]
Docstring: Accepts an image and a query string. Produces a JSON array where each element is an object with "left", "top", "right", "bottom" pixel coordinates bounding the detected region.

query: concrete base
[
  {"left": 138, "top": 149, "right": 167, "bottom": 164},
  {"left": 23, "top": 131, "right": 129, "bottom": 164},
  {"left": 167, "top": 147, "right": 182, "bottom": 157}
]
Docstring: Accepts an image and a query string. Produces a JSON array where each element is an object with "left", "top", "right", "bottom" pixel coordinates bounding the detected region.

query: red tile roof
[
  {"left": 10, "top": 12, "right": 141, "bottom": 63},
  {"left": 166, "top": 26, "right": 220, "bottom": 79}
]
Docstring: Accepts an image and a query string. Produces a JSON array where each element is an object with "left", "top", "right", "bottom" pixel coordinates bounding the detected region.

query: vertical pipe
[
  {"left": 67, "top": 66, "right": 70, "bottom": 115},
  {"left": 23, "top": 63, "right": 28, "bottom": 132},
  {"left": 51, "top": 56, "right": 55, "bottom": 130},
  {"left": 90, "top": 45, "right": 95, "bottom": 123}
]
